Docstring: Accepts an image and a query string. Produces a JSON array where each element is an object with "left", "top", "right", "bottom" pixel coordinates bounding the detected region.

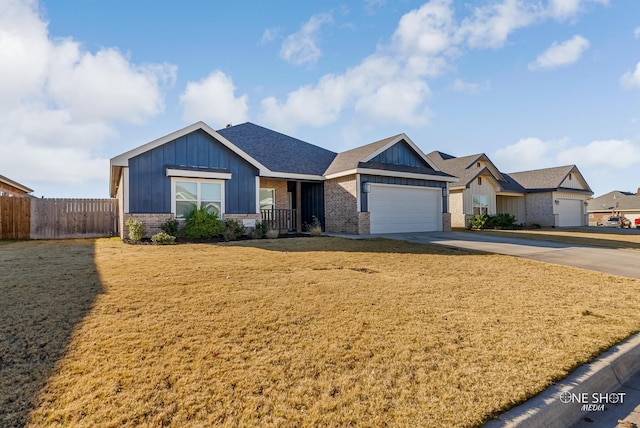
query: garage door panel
[
  {"left": 558, "top": 199, "right": 583, "bottom": 227},
  {"left": 369, "top": 185, "right": 441, "bottom": 233}
]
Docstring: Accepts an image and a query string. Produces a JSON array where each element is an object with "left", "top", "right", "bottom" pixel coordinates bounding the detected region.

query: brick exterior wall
[
  {"left": 123, "top": 213, "right": 174, "bottom": 239},
  {"left": 259, "top": 178, "right": 289, "bottom": 210},
  {"left": 525, "top": 192, "right": 555, "bottom": 227},
  {"left": 325, "top": 175, "right": 359, "bottom": 234},
  {"left": 449, "top": 190, "right": 466, "bottom": 227},
  {"left": 442, "top": 213, "right": 452, "bottom": 231},
  {"left": 358, "top": 212, "right": 370, "bottom": 235}
]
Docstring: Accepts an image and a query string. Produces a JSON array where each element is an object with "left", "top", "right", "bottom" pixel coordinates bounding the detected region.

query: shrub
[
  {"left": 126, "top": 218, "right": 146, "bottom": 241},
  {"left": 251, "top": 221, "right": 268, "bottom": 239},
  {"left": 492, "top": 213, "right": 517, "bottom": 229},
  {"left": 222, "top": 219, "right": 246, "bottom": 241},
  {"left": 182, "top": 206, "right": 224, "bottom": 239},
  {"left": 160, "top": 218, "right": 180, "bottom": 236},
  {"left": 305, "top": 215, "right": 323, "bottom": 237},
  {"left": 151, "top": 232, "right": 176, "bottom": 245},
  {"left": 468, "top": 214, "right": 488, "bottom": 230}
]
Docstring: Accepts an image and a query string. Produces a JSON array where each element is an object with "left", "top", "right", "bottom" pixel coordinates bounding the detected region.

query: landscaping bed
[{"left": 2, "top": 237, "right": 640, "bottom": 427}]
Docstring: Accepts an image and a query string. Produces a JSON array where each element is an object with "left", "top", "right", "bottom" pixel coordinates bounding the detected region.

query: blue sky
[{"left": 1, "top": 0, "right": 640, "bottom": 198}]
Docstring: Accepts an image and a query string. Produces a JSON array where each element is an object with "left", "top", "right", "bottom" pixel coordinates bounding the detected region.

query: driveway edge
[{"left": 484, "top": 333, "right": 640, "bottom": 427}]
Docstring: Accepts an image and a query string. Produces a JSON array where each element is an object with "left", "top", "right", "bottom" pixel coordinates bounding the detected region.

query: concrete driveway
[{"left": 375, "top": 231, "right": 640, "bottom": 280}]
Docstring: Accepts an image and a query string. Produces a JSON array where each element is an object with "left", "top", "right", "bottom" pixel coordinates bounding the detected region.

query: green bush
[
  {"left": 469, "top": 214, "right": 488, "bottom": 230},
  {"left": 182, "top": 205, "right": 224, "bottom": 239},
  {"left": 126, "top": 218, "right": 146, "bottom": 241},
  {"left": 252, "top": 221, "right": 268, "bottom": 239},
  {"left": 151, "top": 232, "right": 176, "bottom": 245},
  {"left": 222, "top": 219, "right": 246, "bottom": 241},
  {"left": 160, "top": 218, "right": 180, "bottom": 236},
  {"left": 491, "top": 213, "right": 517, "bottom": 229}
]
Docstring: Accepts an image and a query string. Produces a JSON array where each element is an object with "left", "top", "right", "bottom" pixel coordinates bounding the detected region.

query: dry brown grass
[
  {"left": 2, "top": 237, "right": 640, "bottom": 427},
  {"left": 457, "top": 227, "right": 640, "bottom": 250}
]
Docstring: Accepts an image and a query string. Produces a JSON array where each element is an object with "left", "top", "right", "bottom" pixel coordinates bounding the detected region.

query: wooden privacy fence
[
  {"left": 30, "top": 198, "right": 118, "bottom": 239},
  {"left": 0, "top": 196, "right": 31, "bottom": 239}
]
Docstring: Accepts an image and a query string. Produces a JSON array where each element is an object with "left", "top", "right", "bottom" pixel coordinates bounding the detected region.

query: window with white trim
[
  {"left": 472, "top": 194, "right": 489, "bottom": 216},
  {"left": 173, "top": 179, "right": 224, "bottom": 219},
  {"left": 260, "top": 188, "right": 275, "bottom": 211}
]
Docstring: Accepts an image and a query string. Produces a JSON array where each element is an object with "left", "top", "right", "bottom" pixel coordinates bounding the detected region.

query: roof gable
[
  {"left": 325, "top": 134, "right": 443, "bottom": 177},
  {"left": 507, "top": 165, "right": 593, "bottom": 194},
  {"left": 427, "top": 151, "right": 506, "bottom": 188},
  {"left": 0, "top": 175, "right": 33, "bottom": 194},
  {"left": 587, "top": 190, "right": 640, "bottom": 211}
]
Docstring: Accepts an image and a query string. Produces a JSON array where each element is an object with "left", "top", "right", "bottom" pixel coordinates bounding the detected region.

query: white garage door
[
  {"left": 558, "top": 199, "right": 583, "bottom": 227},
  {"left": 369, "top": 184, "right": 441, "bottom": 233}
]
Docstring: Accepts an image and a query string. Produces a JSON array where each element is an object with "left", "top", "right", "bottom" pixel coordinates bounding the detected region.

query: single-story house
[
  {"left": 587, "top": 189, "right": 640, "bottom": 227},
  {"left": 109, "top": 122, "right": 458, "bottom": 238},
  {"left": 0, "top": 175, "right": 33, "bottom": 197},
  {"left": 426, "top": 152, "right": 593, "bottom": 228}
]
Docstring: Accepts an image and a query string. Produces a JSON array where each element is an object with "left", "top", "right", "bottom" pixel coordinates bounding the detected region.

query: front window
[
  {"left": 174, "top": 179, "right": 223, "bottom": 219},
  {"left": 260, "top": 188, "right": 275, "bottom": 211},
  {"left": 472, "top": 194, "right": 489, "bottom": 216}
]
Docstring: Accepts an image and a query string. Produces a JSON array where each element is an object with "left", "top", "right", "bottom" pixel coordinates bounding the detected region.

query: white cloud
[
  {"left": 492, "top": 137, "right": 569, "bottom": 171},
  {"left": 180, "top": 71, "right": 249, "bottom": 127},
  {"left": 457, "top": 0, "right": 541, "bottom": 49},
  {"left": 548, "top": 0, "right": 610, "bottom": 20},
  {"left": 259, "top": 0, "right": 608, "bottom": 133},
  {"left": 557, "top": 139, "right": 640, "bottom": 168},
  {"left": 528, "top": 35, "right": 590, "bottom": 70},
  {"left": 451, "top": 78, "right": 489, "bottom": 94},
  {"left": 0, "top": 0, "right": 174, "bottom": 190},
  {"left": 621, "top": 62, "right": 640, "bottom": 89},
  {"left": 280, "top": 13, "right": 333, "bottom": 66},
  {"left": 261, "top": 27, "right": 282, "bottom": 44},
  {"left": 493, "top": 137, "right": 640, "bottom": 175},
  {"left": 635, "top": 27, "right": 640, "bottom": 38}
]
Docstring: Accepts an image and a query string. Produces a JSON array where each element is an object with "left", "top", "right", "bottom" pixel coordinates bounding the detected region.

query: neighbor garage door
[
  {"left": 369, "top": 184, "right": 441, "bottom": 233},
  {"left": 558, "top": 199, "right": 584, "bottom": 227}
]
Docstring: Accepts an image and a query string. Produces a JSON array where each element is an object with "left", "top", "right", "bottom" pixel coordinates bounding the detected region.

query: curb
[{"left": 484, "top": 333, "right": 640, "bottom": 427}]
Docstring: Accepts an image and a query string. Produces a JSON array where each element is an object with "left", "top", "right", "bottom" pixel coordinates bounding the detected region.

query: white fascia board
[
  {"left": 109, "top": 122, "right": 269, "bottom": 173},
  {"left": 360, "top": 134, "right": 442, "bottom": 172},
  {"left": 166, "top": 168, "right": 232, "bottom": 180},
  {"left": 326, "top": 168, "right": 459, "bottom": 182},
  {"left": 260, "top": 171, "right": 325, "bottom": 181}
]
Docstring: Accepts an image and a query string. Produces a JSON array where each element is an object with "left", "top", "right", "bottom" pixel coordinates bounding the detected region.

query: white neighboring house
[{"left": 427, "top": 152, "right": 593, "bottom": 228}]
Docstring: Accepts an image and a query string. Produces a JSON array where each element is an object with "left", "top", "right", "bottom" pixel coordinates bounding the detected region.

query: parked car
[
  {"left": 635, "top": 218, "right": 640, "bottom": 228},
  {"left": 603, "top": 216, "right": 631, "bottom": 228}
]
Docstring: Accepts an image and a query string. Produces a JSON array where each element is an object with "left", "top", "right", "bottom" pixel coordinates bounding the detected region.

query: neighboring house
[
  {"left": 109, "top": 122, "right": 457, "bottom": 238},
  {"left": 0, "top": 175, "right": 33, "bottom": 197},
  {"left": 426, "top": 152, "right": 593, "bottom": 228},
  {"left": 587, "top": 189, "right": 640, "bottom": 227}
]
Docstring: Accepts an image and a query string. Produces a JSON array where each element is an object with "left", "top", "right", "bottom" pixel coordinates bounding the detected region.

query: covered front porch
[
  {"left": 259, "top": 178, "right": 324, "bottom": 233},
  {"left": 496, "top": 193, "right": 526, "bottom": 224}
]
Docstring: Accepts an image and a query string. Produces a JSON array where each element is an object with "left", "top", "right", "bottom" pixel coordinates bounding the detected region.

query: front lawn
[{"left": 2, "top": 237, "right": 640, "bottom": 427}]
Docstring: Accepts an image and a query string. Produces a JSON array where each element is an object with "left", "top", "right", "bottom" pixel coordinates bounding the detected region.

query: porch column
[{"left": 296, "top": 181, "right": 302, "bottom": 233}]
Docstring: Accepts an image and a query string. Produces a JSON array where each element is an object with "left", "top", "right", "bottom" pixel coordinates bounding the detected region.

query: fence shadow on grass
[{"left": 0, "top": 240, "right": 103, "bottom": 427}]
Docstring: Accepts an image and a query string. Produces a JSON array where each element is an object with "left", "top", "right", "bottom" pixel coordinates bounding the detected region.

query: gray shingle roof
[
  {"left": 587, "top": 190, "right": 640, "bottom": 212},
  {"left": 324, "top": 135, "right": 400, "bottom": 176},
  {"left": 506, "top": 165, "right": 592, "bottom": 193},
  {"left": 426, "top": 151, "right": 516, "bottom": 190},
  {"left": 217, "top": 123, "right": 337, "bottom": 176}
]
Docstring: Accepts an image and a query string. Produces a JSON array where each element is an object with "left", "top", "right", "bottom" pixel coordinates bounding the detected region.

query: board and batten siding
[
  {"left": 464, "top": 176, "right": 498, "bottom": 215},
  {"left": 560, "top": 173, "right": 586, "bottom": 190},
  {"left": 496, "top": 195, "right": 526, "bottom": 223},
  {"left": 369, "top": 140, "right": 429, "bottom": 167},
  {"left": 128, "top": 129, "right": 259, "bottom": 214}
]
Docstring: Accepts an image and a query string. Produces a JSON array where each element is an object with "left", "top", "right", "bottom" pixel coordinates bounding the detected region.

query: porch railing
[{"left": 261, "top": 209, "right": 298, "bottom": 231}]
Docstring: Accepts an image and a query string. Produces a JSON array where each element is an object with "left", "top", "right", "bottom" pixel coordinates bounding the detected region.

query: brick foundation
[
  {"left": 358, "top": 212, "right": 370, "bottom": 235},
  {"left": 442, "top": 212, "right": 451, "bottom": 231}
]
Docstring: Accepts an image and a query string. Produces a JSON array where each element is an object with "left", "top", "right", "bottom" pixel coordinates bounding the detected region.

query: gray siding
[
  {"left": 360, "top": 175, "right": 446, "bottom": 212},
  {"left": 129, "top": 129, "right": 258, "bottom": 214}
]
